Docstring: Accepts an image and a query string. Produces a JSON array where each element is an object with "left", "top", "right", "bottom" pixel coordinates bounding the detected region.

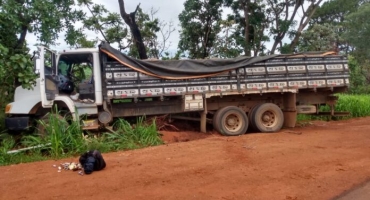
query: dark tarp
[{"left": 99, "top": 42, "right": 279, "bottom": 79}]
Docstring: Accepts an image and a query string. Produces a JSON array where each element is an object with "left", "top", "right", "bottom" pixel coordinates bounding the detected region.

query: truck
[{"left": 4, "top": 42, "right": 350, "bottom": 136}]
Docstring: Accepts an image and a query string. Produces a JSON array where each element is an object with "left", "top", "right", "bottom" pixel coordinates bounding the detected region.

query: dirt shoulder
[{"left": 1, "top": 117, "right": 370, "bottom": 200}]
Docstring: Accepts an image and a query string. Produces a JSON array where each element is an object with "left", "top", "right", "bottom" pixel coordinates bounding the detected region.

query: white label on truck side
[
  {"left": 307, "top": 65, "right": 325, "bottom": 71},
  {"left": 210, "top": 85, "right": 231, "bottom": 92},
  {"left": 107, "top": 90, "right": 114, "bottom": 97},
  {"left": 113, "top": 72, "right": 138, "bottom": 80},
  {"left": 289, "top": 81, "right": 307, "bottom": 88},
  {"left": 106, "top": 73, "right": 113, "bottom": 79},
  {"left": 140, "top": 88, "right": 163, "bottom": 96},
  {"left": 245, "top": 67, "right": 266, "bottom": 75},
  {"left": 187, "top": 86, "right": 209, "bottom": 93},
  {"left": 230, "top": 68, "right": 245, "bottom": 75},
  {"left": 345, "top": 78, "right": 350, "bottom": 84},
  {"left": 268, "top": 82, "right": 287, "bottom": 88},
  {"left": 115, "top": 89, "right": 139, "bottom": 97},
  {"left": 164, "top": 87, "right": 186, "bottom": 94},
  {"left": 231, "top": 84, "right": 246, "bottom": 90},
  {"left": 267, "top": 66, "right": 286, "bottom": 73},
  {"left": 308, "top": 80, "right": 326, "bottom": 87},
  {"left": 246, "top": 83, "right": 267, "bottom": 90},
  {"left": 327, "top": 79, "right": 344, "bottom": 86},
  {"left": 326, "top": 64, "right": 343, "bottom": 71},
  {"left": 287, "top": 65, "right": 306, "bottom": 72}
]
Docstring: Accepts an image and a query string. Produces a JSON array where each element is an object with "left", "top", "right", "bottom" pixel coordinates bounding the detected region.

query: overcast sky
[{"left": 26, "top": 0, "right": 186, "bottom": 52}]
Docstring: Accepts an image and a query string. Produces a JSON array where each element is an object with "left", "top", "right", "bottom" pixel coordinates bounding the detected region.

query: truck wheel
[
  {"left": 212, "top": 109, "right": 221, "bottom": 133},
  {"left": 250, "top": 103, "right": 284, "bottom": 133},
  {"left": 248, "top": 103, "right": 263, "bottom": 131},
  {"left": 37, "top": 113, "right": 66, "bottom": 137},
  {"left": 214, "top": 106, "right": 248, "bottom": 136}
]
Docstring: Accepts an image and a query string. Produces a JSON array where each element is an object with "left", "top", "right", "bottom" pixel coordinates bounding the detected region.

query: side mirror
[{"left": 33, "top": 56, "right": 41, "bottom": 74}]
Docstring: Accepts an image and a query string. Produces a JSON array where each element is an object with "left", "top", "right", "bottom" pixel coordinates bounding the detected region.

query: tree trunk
[
  {"left": 118, "top": 0, "right": 148, "bottom": 59},
  {"left": 14, "top": 24, "right": 28, "bottom": 53},
  {"left": 268, "top": 0, "right": 302, "bottom": 54},
  {"left": 289, "top": 0, "right": 323, "bottom": 52},
  {"left": 242, "top": 0, "right": 251, "bottom": 57}
]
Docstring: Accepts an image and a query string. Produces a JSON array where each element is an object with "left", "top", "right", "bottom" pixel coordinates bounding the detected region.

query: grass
[
  {"left": 329, "top": 94, "right": 370, "bottom": 118},
  {"left": 297, "top": 94, "right": 370, "bottom": 122},
  {"left": 0, "top": 112, "right": 163, "bottom": 166},
  {"left": 105, "top": 117, "right": 163, "bottom": 150}
]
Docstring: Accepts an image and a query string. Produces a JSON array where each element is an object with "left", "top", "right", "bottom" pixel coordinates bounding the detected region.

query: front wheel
[
  {"left": 37, "top": 113, "right": 67, "bottom": 137},
  {"left": 250, "top": 103, "right": 284, "bottom": 133},
  {"left": 213, "top": 106, "right": 249, "bottom": 136}
]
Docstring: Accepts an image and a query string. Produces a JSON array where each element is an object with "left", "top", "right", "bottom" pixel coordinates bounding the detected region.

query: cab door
[{"left": 39, "top": 47, "right": 59, "bottom": 108}]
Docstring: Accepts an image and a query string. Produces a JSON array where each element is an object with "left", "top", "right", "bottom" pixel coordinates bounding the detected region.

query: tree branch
[
  {"left": 133, "top": 3, "right": 141, "bottom": 14},
  {"left": 84, "top": 3, "right": 109, "bottom": 42},
  {"left": 118, "top": 0, "right": 147, "bottom": 59},
  {"left": 289, "top": 0, "right": 323, "bottom": 51}
]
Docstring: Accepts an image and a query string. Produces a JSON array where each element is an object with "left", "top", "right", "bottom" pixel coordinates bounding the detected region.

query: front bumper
[{"left": 5, "top": 117, "right": 30, "bottom": 131}]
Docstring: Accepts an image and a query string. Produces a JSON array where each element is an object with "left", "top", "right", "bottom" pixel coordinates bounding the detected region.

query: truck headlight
[{"left": 5, "top": 104, "right": 12, "bottom": 114}]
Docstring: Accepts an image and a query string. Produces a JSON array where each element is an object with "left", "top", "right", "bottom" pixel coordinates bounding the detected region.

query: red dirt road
[{"left": 1, "top": 117, "right": 370, "bottom": 200}]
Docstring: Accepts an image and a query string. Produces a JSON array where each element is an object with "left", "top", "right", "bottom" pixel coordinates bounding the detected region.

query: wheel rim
[
  {"left": 223, "top": 113, "right": 243, "bottom": 132},
  {"left": 260, "top": 110, "right": 277, "bottom": 127}
]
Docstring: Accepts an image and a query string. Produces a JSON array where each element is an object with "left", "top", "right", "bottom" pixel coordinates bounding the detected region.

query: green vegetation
[
  {"left": 328, "top": 94, "right": 370, "bottom": 118},
  {"left": 0, "top": 114, "right": 163, "bottom": 166},
  {"left": 298, "top": 94, "right": 370, "bottom": 122}
]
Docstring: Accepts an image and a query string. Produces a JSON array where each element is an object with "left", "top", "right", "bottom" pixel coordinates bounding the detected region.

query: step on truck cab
[{"left": 5, "top": 42, "right": 350, "bottom": 136}]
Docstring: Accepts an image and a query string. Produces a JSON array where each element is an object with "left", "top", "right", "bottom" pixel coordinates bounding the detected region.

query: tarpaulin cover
[{"left": 99, "top": 42, "right": 279, "bottom": 79}]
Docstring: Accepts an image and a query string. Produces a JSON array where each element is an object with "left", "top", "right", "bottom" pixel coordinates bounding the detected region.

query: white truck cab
[{"left": 5, "top": 47, "right": 103, "bottom": 131}]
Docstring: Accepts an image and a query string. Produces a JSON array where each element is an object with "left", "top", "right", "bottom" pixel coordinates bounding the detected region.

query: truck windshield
[
  {"left": 58, "top": 53, "right": 93, "bottom": 84},
  {"left": 58, "top": 61, "right": 69, "bottom": 76}
]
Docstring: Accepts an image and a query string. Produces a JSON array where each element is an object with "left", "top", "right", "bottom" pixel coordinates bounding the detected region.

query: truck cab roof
[{"left": 59, "top": 48, "right": 99, "bottom": 54}]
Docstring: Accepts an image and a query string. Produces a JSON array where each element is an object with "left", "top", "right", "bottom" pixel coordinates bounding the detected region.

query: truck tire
[
  {"left": 37, "top": 113, "right": 66, "bottom": 137},
  {"left": 248, "top": 103, "right": 263, "bottom": 131},
  {"left": 212, "top": 109, "right": 221, "bottom": 133},
  {"left": 250, "top": 103, "right": 284, "bottom": 133},
  {"left": 213, "top": 106, "right": 249, "bottom": 136}
]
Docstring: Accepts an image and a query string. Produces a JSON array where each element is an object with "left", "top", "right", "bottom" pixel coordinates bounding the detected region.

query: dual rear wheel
[{"left": 213, "top": 103, "right": 284, "bottom": 136}]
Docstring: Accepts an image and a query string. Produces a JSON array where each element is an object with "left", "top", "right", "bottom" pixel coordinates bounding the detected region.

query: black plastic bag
[{"left": 79, "top": 150, "right": 106, "bottom": 174}]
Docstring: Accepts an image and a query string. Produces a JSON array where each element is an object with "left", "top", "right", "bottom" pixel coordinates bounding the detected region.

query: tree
[
  {"left": 78, "top": 0, "right": 129, "bottom": 49},
  {"left": 344, "top": 3, "right": 370, "bottom": 60},
  {"left": 344, "top": 3, "right": 370, "bottom": 79},
  {"left": 212, "top": 19, "right": 244, "bottom": 58},
  {"left": 221, "top": 0, "right": 323, "bottom": 55},
  {"left": 178, "top": 0, "right": 223, "bottom": 59},
  {"left": 297, "top": 23, "right": 341, "bottom": 52},
  {"left": 223, "top": 0, "right": 269, "bottom": 56},
  {"left": 118, "top": 0, "right": 148, "bottom": 59},
  {"left": 287, "top": 0, "right": 324, "bottom": 52},
  {"left": 0, "top": 44, "right": 36, "bottom": 105},
  {"left": 127, "top": 7, "right": 159, "bottom": 58},
  {"left": 0, "top": 0, "right": 84, "bottom": 53},
  {"left": 310, "top": 0, "right": 369, "bottom": 54},
  {"left": 80, "top": 1, "right": 172, "bottom": 59},
  {"left": 141, "top": 8, "right": 176, "bottom": 59}
]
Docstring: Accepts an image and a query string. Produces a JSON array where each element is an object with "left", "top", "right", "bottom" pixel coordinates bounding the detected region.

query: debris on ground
[
  {"left": 53, "top": 162, "right": 83, "bottom": 175},
  {"left": 146, "top": 114, "right": 179, "bottom": 131}
]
